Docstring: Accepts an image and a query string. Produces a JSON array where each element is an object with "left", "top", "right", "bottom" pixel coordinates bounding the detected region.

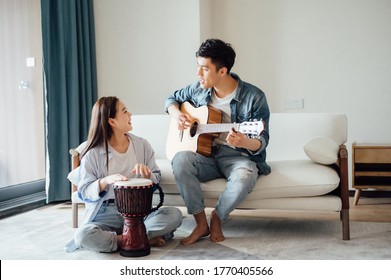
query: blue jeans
[
  {"left": 172, "top": 145, "right": 259, "bottom": 222},
  {"left": 73, "top": 204, "right": 182, "bottom": 253}
]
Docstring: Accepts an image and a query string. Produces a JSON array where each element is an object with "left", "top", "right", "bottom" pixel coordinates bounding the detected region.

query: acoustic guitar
[{"left": 166, "top": 101, "right": 264, "bottom": 160}]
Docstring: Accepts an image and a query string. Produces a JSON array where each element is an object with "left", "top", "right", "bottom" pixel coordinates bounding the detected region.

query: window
[{"left": 0, "top": 0, "right": 46, "bottom": 217}]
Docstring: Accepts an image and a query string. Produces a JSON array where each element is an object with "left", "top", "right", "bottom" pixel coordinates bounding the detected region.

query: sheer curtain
[
  {"left": 0, "top": 0, "right": 45, "bottom": 189},
  {"left": 41, "top": 0, "right": 98, "bottom": 202}
]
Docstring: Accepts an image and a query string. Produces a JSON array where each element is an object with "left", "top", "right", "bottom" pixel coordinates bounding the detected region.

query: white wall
[
  {"left": 94, "top": 0, "right": 200, "bottom": 114},
  {"left": 207, "top": 0, "right": 391, "bottom": 145},
  {"left": 94, "top": 0, "right": 391, "bottom": 187}
]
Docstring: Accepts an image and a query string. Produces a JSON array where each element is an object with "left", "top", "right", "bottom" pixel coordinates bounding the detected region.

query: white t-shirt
[
  {"left": 108, "top": 142, "right": 137, "bottom": 176},
  {"left": 106, "top": 141, "right": 138, "bottom": 198},
  {"left": 209, "top": 88, "right": 237, "bottom": 146}
]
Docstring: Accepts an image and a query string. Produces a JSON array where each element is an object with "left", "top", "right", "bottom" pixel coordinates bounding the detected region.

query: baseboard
[
  {"left": 0, "top": 180, "right": 46, "bottom": 219},
  {"left": 0, "top": 191, "right": 47, "bottom": 219}
]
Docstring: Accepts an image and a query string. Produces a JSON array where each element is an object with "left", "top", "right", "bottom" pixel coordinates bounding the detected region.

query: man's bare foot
[
  {"left": 149, "top": 236, "right": 166, "bottom": 247},
  {"left": 181, "top": 224, "right": 210, "bottom": 245},
  {"left": 181, "top": 211, "right": 210, "bottom": 245},
  {"left": 210, "top": 210, "right": 225, "bottom": 242}
]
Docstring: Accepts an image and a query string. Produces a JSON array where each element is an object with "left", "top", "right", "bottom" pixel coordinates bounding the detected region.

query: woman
[{"left": 65, "top": 96, "right": 182, "bottom": 253}]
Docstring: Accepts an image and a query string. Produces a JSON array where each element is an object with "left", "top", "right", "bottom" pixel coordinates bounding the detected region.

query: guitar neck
[{"left": 197, "top": 123, "right": 240, "bottom": 134}]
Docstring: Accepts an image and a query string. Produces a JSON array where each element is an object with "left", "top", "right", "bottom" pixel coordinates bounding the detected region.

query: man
[{"left": 165, "top": 38, "right": 271, "bottom": 245}]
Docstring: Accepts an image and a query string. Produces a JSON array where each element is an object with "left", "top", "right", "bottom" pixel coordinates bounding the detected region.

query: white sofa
[{"left": 70, "top": 113, "right": 350, "bottom": 240}]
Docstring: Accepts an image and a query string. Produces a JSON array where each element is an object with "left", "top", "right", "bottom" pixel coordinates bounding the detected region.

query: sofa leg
[
  {"left": 341, "top": 209, "right": 350, "bottom": 240},
  {"left": 72, "top": 202, "right": 78, "bottom": 228}
]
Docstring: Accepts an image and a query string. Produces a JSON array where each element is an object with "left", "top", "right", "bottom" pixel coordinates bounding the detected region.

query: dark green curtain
[{"left": 41, "top": 0, "right": 98, "bottom": 202}]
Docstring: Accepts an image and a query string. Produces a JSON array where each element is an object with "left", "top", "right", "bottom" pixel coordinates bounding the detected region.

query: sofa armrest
[{"left": 338, "top": 144, "right": 349, "bottom": 210}]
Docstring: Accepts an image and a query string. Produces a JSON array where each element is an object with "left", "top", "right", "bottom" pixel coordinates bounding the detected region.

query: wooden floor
[
  {"left": 349, "top": 196, "right": 391, "bottom": 222},
  {"left": 226, "top": 196, "right": 391, "bottom": 223}
]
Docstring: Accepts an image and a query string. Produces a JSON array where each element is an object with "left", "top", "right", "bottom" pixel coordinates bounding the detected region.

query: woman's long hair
[{"left": 80, "top": 96, "right": 119, "bottom": 170}]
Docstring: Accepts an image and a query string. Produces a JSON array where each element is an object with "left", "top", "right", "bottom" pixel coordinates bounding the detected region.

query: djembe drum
[{"left": 114, "top": 178, "right": 164, "bottom": 257}]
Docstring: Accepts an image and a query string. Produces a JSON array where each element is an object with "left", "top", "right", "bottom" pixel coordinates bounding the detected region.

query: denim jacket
[{"left": 164, "top": 73, "right": 271, "bottom": 175}]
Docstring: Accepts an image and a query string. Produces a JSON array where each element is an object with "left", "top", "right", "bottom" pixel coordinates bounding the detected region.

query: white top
[
  {"left": 106, "top": 142, "right": 138, "bottom": 198},
  {"left": 209, "top": 88, "right": 236, "bottom": 146},
  {"left": 108, "top": 142, "right": 137, "bottom": 176}
]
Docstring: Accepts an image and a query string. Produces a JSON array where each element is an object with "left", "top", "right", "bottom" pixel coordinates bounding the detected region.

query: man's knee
[
  {"left": 232, "top": 165, "right": 257, "bottom": 180},
  {"left": 172, "top": 151, "right": 196, "bottom": 175},
  {"left": 172, "top": 151, "right": 195, "bottom": 165}
]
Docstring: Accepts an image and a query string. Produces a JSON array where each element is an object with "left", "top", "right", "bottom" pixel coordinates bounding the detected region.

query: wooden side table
[{"left": 352, "top": 143, "right": 391, "bottom": 205}]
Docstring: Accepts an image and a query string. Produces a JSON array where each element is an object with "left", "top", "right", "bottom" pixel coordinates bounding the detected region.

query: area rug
[
  {"left": 0, "top": 203, "right": 390, "bottom": 260},
  {"left": 167, "top": 214, "right": 391, "bottom": 260},
  {"left": 161, "top": 236, "right": 260, "bottom": 260}
]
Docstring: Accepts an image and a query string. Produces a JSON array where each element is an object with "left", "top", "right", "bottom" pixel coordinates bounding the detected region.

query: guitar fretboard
[{"left": 196, "top": 123, "right": 240, "bottom": 134}]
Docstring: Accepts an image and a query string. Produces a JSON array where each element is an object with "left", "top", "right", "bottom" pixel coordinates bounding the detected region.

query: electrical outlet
[{"left": 283, "top": 98, "right": 304, "bottom": 109}]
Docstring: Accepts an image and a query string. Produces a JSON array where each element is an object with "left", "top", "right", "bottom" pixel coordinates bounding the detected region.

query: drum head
[{"left": 114, "top": 178, "right": 153, "bottom": 187}]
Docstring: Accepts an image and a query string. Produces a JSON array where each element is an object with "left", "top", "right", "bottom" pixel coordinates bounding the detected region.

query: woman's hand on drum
[
  {"left": 131, "top": 164, "right": 151, "bottom": 179},
  {"left": 99, "top": 174, "right": 128, "bottom": 191}
]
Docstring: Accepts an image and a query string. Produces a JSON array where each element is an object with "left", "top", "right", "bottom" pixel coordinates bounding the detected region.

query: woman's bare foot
[
  {"left": 181, "top": 211, "right": 210, "bottom": 245},
  {"left": 118, "top": 235, "right": 166, "bottom": 248},
  {"left": 149, "top": 236, "right": 166, "bottom": 247},
  {"left": 210, "top": 209, "right": 225, "bottom": 242}
]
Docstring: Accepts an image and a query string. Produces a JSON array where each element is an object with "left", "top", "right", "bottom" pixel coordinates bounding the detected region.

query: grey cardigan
[{"left": 77, "top": 132, "right": 161, "bottom": 225}]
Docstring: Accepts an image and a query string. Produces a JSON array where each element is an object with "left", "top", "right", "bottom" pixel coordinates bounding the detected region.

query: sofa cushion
[
  {"left": 242, "top": 160, "right": 340, "bottom": 199},
  {"left": 303, "top": 136, "right": 339, "bottom": 165},
  {"left": 156, "top": 159, "right": 340, "bottom": 199}
]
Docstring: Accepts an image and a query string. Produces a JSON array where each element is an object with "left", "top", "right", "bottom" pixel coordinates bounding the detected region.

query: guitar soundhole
[{"left": 189, "top": 122, "right": 198, "bottom": 137}]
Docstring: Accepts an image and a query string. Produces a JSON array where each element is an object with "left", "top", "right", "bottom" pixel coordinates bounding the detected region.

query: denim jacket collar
[{"left": 230, "top": 73, "right": 244, "bottom": 103}]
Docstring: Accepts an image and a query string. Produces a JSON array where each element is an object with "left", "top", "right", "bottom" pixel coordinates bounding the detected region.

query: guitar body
[
  {"left": 166, "top": 102, "right": 222, "bottom": 160},
  {"left": 166, "top": 102, "right": 264, "bottom": 160}
]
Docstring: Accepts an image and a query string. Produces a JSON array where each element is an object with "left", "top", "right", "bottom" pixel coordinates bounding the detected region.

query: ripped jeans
[{"left": 171, "top": 145, "right": 259, "bottom": 222}]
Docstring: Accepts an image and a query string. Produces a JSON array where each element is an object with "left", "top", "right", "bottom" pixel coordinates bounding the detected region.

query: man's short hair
[{"left": 196, "top": 38, "right": 236, "bottom": 73}]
